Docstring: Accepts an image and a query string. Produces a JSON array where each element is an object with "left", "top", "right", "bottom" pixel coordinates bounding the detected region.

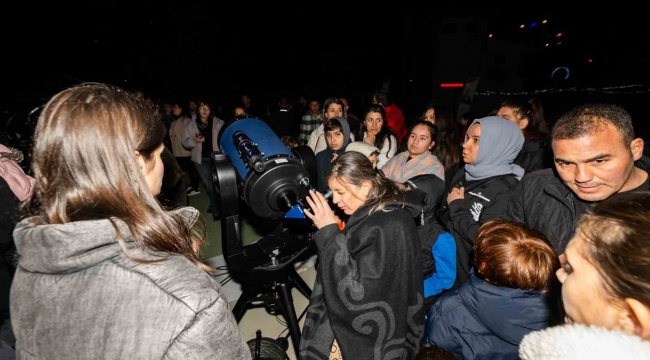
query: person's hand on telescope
[{"left": 304, "top": 190, "right": 337, "bottom": 230}]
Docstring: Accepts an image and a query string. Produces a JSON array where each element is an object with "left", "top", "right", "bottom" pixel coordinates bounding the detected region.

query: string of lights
[{"left": 475, "top": 84, "right": 649, "bottom": 96}]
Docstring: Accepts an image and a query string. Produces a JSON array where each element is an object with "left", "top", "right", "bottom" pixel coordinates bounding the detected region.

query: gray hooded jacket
[{"left": 10, "top": 207, "right": 251, "bottom": 360}]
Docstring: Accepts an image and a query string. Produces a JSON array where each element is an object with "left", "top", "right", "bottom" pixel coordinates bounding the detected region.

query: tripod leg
[
  {"left": 231, "top": 286, "right": 257, "bottom": 323},
  {"left": 276, "top": 282, "right": 302, "bottom": 359},
  {"left": 289, "top": 267, "right": 312, "bottom": 299}
]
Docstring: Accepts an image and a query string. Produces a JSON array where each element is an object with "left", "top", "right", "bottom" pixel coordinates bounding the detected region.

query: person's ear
[
  {"left": 518, "top": 118, "right": 529, "bottom": 130},
  {"left": 428, "top": 141, "right": 436, "bottom": 150},
  {"left": 360, "top": 180, "right": 372, "bottom": 198},
  {"left": 134, "top": 151, "right": 145, "bottom": 171},
  {"left": 630, "top": 138, "right": 644, "bottom": 161},
  {"left": 478, "top": 262, "right": 491, "bottom": 283},
  {"left": 619, "top": 298, "right": 650, "bottom": 340}
]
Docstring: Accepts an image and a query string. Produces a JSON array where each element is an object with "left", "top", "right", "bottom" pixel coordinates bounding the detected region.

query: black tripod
[
  {"left": 231, "top": 252, "right": 313, "bottom": 350},
  {"left": 212, "top": 152, "right": 314, "bottom": 359}
]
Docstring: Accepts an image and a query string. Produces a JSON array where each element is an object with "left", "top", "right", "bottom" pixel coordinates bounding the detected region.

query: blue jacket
[
  {"left": 423, "top": 232, "right": 456, "bottom": 298},
  {"left": 423, "top": 271, "right": 550, "bottom": 360},
  {"left": 404, "top": 175, "right": 456, "bottom": 301}
]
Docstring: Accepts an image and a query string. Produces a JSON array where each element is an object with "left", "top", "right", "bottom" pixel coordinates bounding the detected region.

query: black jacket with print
[
  {"left": 300, "top": 191, "right": 425, "bottom": 360},
  {"left": 438, "top": 170, "right": 519, "bottom": 288}
]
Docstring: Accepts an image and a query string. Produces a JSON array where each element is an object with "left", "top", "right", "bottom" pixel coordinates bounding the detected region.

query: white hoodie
[{"left": 519, "top": 323, "right": 650, "bottom": 359}]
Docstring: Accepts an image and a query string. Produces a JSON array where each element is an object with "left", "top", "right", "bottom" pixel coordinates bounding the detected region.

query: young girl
[
  {"left": 496, "top": 98, "right": 551, "bottom": 174},
  {"left": 345, "top": 141, "right": 380, "bottom": 169},
  {"left": 420, "top": 104, "right": 462, "bottom": 186},
  {"left": 520, "top": 192, "right": 650, "bottom": 358},
  {"left": 440, "top": 116, "right": 524, "bottom": 288},
  {"left": 182, "top": 100, "right": 225, "bottom": 215},
  {"left": 9, "top": 83, "right": 249, "bottom": 359},
  {"left": 382, "top": 121, "right": 445, "bottom": 183},
  {"left": 308, "top": 97, "right": 353, "bottom": 154}
]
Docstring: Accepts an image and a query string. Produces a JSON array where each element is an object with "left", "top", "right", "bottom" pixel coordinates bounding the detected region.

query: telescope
[
  {"left": 210, "top": 117, "right": 322, "bottom": 358},
  {"left": 218, "top": 118, "right": 320, "bottom": 220}
]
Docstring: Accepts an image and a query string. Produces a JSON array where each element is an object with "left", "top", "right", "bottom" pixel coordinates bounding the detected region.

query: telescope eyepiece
[
  {"left": 233, "top": 131, "right": 266, "bottom": 173},
  {"left": 321, "top": 189, "right": 333, "bottom": 201}
]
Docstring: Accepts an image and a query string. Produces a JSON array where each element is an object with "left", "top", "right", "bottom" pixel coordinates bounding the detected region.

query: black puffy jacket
[{"left": 502, "top": 156, "right": 650, "bottom": 253}]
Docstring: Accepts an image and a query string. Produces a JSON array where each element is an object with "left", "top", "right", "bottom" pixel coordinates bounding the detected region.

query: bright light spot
[
  {"left": 545, "top": 43, "right": 549, "bottom": 46},
  {"left": 520, "top": 24, "right": 525, "bottom": 29},
  {"left": 531, "top": 22, "right": 537, "bottom": 27},
  {"left": 409, "top": 79, "right": 413, "bottom": 82},
  {"left": 556, "top": 32, "right": 563, "bottom": 37},
  {"left": 488, "top": 33, "right": 493, "bottom": 38},
  {"left": 588, "top": 59, "right": 593, "bottom": 63},
  {"left": 542, "top": 19, "right": 548, "bottom": 24}
]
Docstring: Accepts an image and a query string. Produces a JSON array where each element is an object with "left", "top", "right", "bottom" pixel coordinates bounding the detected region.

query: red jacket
[{"left": 384, "top": 104, "right": 407, "bottom": 145}]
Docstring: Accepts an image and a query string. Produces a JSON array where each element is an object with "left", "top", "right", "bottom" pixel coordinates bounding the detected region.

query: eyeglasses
[
  {"left": 199, "top": 105, "right": 210, "bottom": 110},
  {"left": 365, "top": 118, "right": 383, "bottom": 124},
  {"left": 421, "top": 115, "right": 435, "bottom": 121}
]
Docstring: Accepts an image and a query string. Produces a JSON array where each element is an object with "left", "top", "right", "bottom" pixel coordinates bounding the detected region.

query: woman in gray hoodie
[{"left": 10, "top": 83, "right": 251, "bottom": 360}]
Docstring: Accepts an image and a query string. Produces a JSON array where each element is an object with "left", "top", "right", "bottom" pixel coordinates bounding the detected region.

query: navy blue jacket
[{"left": 423, "top": 271, "right": 550, "bottom": 360}]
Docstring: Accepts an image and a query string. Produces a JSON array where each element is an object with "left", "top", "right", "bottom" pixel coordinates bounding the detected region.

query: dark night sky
[
  {"left": 5, "top": 2, "right": 649, "bottom": 116},
  {"left": 7, "top": 1, "right": 409, "bottom": 103}
]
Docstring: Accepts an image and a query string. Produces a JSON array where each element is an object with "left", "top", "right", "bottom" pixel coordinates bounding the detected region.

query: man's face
[
  {"left": 309, "top": 101, "right": 320, "bottom": 113},
  {"left": 553, "top": 123, "right": 642, "bottom": 202}
]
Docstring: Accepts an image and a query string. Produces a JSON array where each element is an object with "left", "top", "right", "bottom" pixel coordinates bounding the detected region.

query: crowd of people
[{"left": 1, "top": 83, "right": 649, "bottom": 360}]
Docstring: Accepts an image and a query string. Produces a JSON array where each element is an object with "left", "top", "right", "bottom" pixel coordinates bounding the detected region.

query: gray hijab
[{"left": 465, "top": 116, "right": 525, "bottom": 181}]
